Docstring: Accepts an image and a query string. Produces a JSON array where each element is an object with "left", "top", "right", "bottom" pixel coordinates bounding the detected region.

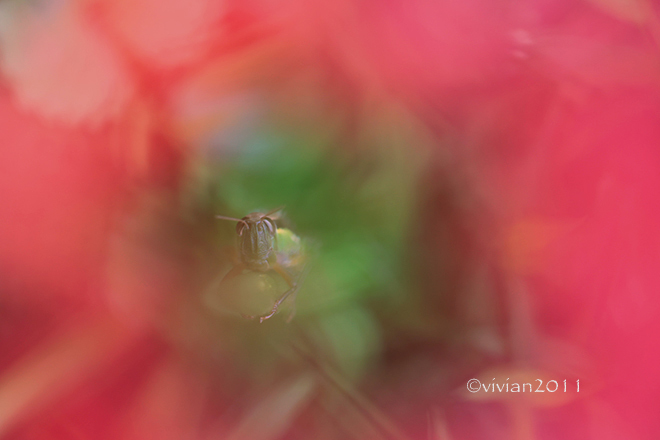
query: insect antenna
[
  {"left": 215, "top": 215, "right": 243, "bottom": 222},
  {"left": 262, "top": 206, "right": 284, "bottom": 219}
]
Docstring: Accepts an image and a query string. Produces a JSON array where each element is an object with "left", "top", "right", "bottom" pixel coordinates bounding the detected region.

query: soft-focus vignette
[{"left": 1, "top": 0, "right": 660, "bottom": 439}]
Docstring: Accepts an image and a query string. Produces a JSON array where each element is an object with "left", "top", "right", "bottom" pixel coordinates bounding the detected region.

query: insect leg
[
  {"left": 249, "top": 261, "right": 311, "bottom": 323},
  {"left": 244, "top": 264, "right": 296, "bottom": 323}
]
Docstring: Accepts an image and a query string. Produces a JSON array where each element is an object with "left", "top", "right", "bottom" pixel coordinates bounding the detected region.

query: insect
[{"left": 215, "top": 207, "right": 308, "bottom": 323}]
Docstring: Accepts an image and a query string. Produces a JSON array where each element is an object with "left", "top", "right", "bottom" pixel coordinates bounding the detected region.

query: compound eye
[
  {"left": 236, "top": 221, "right": 248, "bottom": 236},
  {"left": 263, "top": 217, "right": 276, "bottom": 234}
]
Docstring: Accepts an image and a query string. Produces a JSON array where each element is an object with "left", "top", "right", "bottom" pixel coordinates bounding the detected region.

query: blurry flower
[{"left": 0, "top": 0, "right": 659, "bottom": 439}]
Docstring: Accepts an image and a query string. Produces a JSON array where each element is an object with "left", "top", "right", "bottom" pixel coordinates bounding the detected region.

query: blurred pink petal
[
  {"left": 120, "top": 357, "right": 208, "bottom": 440},
  {"left": 0, "top": 95, "right": 126, "bottom": 304},
  {"left": 0, "top": 319, "right": 132, "bottom": 436},
  {"left": 99, "top": 0, "right": 225, "bottom": 69},
  {"left": 223, "top": 374, "right": 316, "bottom": 440},
  {"left": 584, "top": 0, "right": 653, "bottom": 23},
  {"left": 0, "top": 1, "right": 134, "bottom": 124}
]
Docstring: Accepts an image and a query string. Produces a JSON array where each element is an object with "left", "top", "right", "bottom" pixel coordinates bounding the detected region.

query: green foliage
[{"left": 192, "top": 113, "right": 425, "bottom": 380}]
